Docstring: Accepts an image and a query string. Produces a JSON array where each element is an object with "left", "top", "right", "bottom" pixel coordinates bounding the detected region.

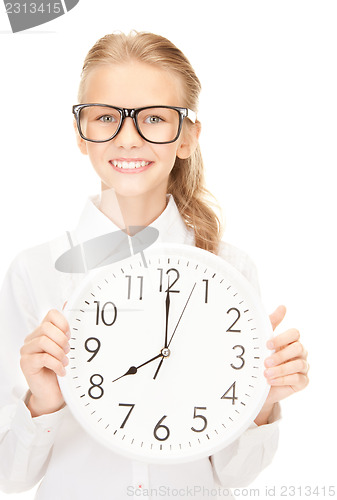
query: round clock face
[{"left": 58, "top": 243, "right": 272, "bottom": 464}]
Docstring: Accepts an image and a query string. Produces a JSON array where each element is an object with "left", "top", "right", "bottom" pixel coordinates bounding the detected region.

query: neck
[{"left": 98, "top": 185, "right": 168, "bottom": 235}]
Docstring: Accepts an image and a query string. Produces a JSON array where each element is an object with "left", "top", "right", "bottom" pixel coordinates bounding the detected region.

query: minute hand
[
  {"left": 167, "top": 282, "right": 196, "bottom": 348},
  {"left": 164, "top": 282, "right": 170, "bottom": 348}
]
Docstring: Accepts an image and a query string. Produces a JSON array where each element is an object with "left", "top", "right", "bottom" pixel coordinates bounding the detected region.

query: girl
[{"left": 0, "top": 31, "right": 309, "bottom": 499}]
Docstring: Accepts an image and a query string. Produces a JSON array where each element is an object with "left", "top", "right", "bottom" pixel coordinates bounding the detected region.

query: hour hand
[{"left": 112, "top": 353, "right": 162, "bottom": 383}]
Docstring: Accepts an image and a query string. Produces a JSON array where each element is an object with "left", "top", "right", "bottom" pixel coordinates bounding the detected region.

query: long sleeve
[
  {"left": 210, "top": 403, "right": 280, "bottom": 488},
  {"left": 0, "top": 253, "right": 66, "bottom": 493},
  {"left": 1, "top": 199, "right": 282, "bottom": 498},
  {"left": 0, "top": 396, "right": 67, "bottom": 493}
]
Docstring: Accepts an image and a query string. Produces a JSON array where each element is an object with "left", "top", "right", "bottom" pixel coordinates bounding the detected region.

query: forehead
[{"left": 82, "top": 61, "right": 185, "bottom": 108}]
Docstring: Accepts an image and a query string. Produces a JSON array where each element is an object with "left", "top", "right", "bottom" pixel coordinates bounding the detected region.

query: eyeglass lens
[{"left": 78, "top": 106, "right": 181, "bottom": 143}]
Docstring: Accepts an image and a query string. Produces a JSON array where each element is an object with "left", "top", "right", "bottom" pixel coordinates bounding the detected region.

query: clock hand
[
  {"left": 153, "top": 357, "right": 164, "bottom": 380},
  {"left": 164, "top": 281, "right": 170, "bottom": 349},
  {"left": 153, "top": 282, "right": 197, "bottom": 380},
  {"left": 152, "top": 281, "right": 171, "bottom": 380},
  {"left": 114, "top": 283, "right": 173, "bottom": 383},
  {"left": 167, "top": 282, "right": 196, "bottom": 348},
  {"left": 112, "top": 353, "right": 163, "bottom": 383}
]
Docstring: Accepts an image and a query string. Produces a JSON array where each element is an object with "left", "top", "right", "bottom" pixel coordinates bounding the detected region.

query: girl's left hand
[{"left": 254, "top": 305, "right": 310, "bottom": 425}]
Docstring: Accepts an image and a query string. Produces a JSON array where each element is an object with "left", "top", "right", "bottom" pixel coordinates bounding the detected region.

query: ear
[
  {"left": 73, "top": 119, "right": 88, "bottom": 156},
  {"left": 176, "top": 121, "right": 201, "bottom": 160}
]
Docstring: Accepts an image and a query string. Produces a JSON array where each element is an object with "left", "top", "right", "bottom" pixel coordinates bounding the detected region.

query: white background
[{"left": 0, "top": 0, "right": 336, "bottom": 498}]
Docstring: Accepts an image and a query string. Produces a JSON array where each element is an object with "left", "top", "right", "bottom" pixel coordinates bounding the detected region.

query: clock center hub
[{"left": 161, "top": 348, "right": 171, "bottom": 357}]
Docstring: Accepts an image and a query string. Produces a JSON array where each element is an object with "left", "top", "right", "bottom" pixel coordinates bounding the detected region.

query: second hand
[
  {"left": 167, "top": 282, "right": 196, "bottom": 348},
  {"left": 153, "top": 282, "right": 197, "bottom": 380}
]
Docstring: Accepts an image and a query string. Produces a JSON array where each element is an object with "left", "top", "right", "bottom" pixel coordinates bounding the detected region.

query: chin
[{"left": 109, "top": 186, "right": 151, "bottom": 199}]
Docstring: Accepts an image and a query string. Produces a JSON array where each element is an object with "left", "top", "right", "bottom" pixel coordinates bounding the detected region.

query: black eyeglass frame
[{"left": 72, "top": 104, "right": 197, "bottom": 145}]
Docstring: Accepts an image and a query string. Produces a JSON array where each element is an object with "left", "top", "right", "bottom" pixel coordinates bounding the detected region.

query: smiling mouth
[{"left": 111, "top": 160, "right": 152, "bottom": 170}]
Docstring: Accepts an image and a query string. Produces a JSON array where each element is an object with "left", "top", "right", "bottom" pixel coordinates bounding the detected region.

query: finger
[
  {"left": 269, "top": 305, "right": 286, "bottom": 331},
  {"left": 24, "top": 352, "right": 68, "bottom": 378},
  {"left": 25, "top": 321, "right": 70, "bottom": 349},
  {"left": 22, "top": 334, "right": 70, "bottom": 363},
  {"left": 265, "top": 341, "right": 303, "bottom": 367},
  {"left": 43, "top": 309, "right": 69, "bottom": 334},
  {"left": 268, "top": 373, "right": 309, "bottom": 391},
  {"left": 267, "top": 328, "right": 300, "bottom": 351},
  {"left": 265, "top": 358, "right": 309, "bottom": 380}
]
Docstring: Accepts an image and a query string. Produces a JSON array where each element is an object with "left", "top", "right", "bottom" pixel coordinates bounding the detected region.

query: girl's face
[{"left": 75, "top": 61, "right": 200, "bottom": 201}]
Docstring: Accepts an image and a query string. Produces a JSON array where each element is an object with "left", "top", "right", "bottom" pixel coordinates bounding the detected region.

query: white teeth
[{"left": 112, "top": 160, "right": 150, "bottom": 169}]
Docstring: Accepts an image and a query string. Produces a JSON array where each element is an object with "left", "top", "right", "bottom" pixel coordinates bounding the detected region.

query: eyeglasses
[{"left": 72, "top": 104, "right": 197, "bottom": 144}]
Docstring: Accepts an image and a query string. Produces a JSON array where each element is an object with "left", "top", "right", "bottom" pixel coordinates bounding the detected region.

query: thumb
[{"left": 269, "top": 305, "right": 286, "bottom": 331}]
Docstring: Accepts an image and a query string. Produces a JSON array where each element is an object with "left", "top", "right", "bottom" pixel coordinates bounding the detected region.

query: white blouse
[{"left": 0, "top": 194, "right": 280, "bottom": 500}]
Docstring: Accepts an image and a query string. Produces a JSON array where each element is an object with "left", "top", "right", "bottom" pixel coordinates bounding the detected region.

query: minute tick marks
[{"left": 60, "top": 245, "right": 271, "bottom": 463}]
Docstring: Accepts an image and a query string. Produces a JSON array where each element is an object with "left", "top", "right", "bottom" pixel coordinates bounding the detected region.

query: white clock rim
[{"left": 57, "top": 242, "right": 273, "bottom": 464}]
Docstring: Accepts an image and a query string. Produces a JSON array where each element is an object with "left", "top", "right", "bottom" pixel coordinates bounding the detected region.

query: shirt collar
[{"left": 73, "top": 193, "right": 194, "bottom": 246}]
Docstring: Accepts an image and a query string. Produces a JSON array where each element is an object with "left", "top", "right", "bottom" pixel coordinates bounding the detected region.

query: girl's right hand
[{"left": 20, "top": 309, "right": 70, "bottom": 417}]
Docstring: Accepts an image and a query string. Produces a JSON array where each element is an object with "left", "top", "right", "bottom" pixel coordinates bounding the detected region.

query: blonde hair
[{"left": 78, "top": 31, "right": 224, "bottom": 255}]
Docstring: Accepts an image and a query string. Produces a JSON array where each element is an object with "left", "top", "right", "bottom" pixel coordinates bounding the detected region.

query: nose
[{"left": 113, "top": 116, "right": 144, "bottom": 148}]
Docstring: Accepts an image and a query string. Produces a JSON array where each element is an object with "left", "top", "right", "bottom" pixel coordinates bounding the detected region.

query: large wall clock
[{"left": 58, "top": 243, "right": 272, "bottom": 464}]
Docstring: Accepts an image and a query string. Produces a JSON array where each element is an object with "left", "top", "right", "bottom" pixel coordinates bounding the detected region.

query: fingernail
[
  {"left": 267, "top": 340, "right": 274, "bottom": 349},
  {"left": 65, "top": 344, "right": 70, "bottom": 354},
  {"left": 62, "top": 356, "right": 69, "bottom": 366},
  {"left": 265, "top": 357, "right": 275, "bottom": 367},
  {"left": 265, "top": 368, "right": 275, "bottom": 377},
  {"left": 66, "top": 330, "right": 71, "bottom": 339}
]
